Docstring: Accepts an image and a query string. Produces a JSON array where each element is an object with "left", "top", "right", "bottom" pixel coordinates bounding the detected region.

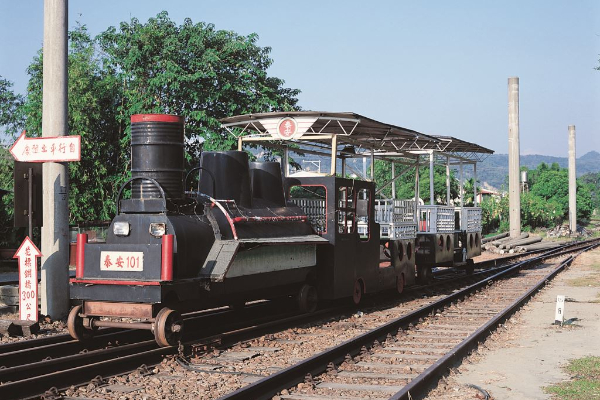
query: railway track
[
  {"left": 217, "top": 239, "right": 599, "bottom": 400},
  {"left": 0, "top": 240, "right": 595, "bottom": 399}
]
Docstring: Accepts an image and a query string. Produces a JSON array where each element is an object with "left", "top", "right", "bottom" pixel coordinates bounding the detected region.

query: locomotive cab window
[
  {"left": 356, "top": 188, "right": 371, "bottom": 241},
  {"left": 337, "top": 186, "right": 355, "bottom": 234},
  {"left": 289, "top": 185, "right": 327, "bottom": 234}
]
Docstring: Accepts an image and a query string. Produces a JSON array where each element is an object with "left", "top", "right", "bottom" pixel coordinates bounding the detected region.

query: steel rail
[
  {"left": 0, "top": 303, "right": 344, "bottom": 399},
  {"left": 217, "top": 238, "right": 600, "bottom": 400},
  {"left": 389, "top": 241, "right": 599, "bottom": 400},
  {"left": 0, "top": 239, "right": 593, "bottom": 399}
]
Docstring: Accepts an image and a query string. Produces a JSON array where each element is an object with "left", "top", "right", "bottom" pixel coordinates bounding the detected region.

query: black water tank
[
  {"left": 131, "top": 114, "right": 184, "bottom": 199},
  {"left": 198, "top": 151, "right": 252, "bottom": 208},
  {"left": 249, "top": 161, "right": 286, "bottom": 207}
]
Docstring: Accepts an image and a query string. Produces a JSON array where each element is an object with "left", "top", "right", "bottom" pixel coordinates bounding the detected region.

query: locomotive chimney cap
[{"left": 131, "top": 114, "right": 184, "bottom": 123}]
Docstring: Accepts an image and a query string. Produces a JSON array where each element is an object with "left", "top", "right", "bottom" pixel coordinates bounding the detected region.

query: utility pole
[
  {"left": 508, "top": 77, "right": 521, "bottom": 238},
  {"left": 568, "top": 125, "right": 576, "bottom": 233},
  {"left": 41, "top": 0, "right": 69, "bottom": 319}
]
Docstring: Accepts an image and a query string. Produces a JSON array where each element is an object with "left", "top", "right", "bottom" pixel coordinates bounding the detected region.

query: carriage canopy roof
[{"left": 220, "top": 111, "right": 493, "bottom": 163}]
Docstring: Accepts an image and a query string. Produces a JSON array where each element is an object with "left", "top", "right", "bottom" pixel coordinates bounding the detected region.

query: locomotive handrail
[
  {"left": 184, "top": 166, "right": 216, "bottom": 196},
  {"left": 116, "top": 176, "right": 167, "bottom": 214},
  {"left": 196, "top": 192, "right": 239, "bottom": 240}
]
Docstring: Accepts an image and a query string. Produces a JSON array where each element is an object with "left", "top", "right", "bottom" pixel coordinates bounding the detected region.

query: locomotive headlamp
[
  {"left": 150, "top": 223, "right": 166, "bottom": 238},
  {"left": 113, "top": 221, "right": 130, "bottom": 236}
]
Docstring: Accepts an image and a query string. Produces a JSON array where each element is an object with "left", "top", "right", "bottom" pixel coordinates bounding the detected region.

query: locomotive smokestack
[{"left": 131, "top": 114, "right": 185, "bottom": 200}]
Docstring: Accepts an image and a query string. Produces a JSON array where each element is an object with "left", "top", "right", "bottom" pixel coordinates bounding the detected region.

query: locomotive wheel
[
  {"left": 297, "top": 284, "right": 318, "bottom": 314},
  {"left": 154, "top": 308, "right": 183, "bottom": 347},
  {"left": 352, "top": 280, "right": 363, "bottom": 305},
  {"left": 396, "top": 273, "right": 405, "bottom": 295},
  {"left": 67, "top": 305, "right": 94, "bottom": 341}
]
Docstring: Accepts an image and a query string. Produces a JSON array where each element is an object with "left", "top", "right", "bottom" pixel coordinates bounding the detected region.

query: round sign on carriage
[{"left": 277, "top": 117, "right": 298, "bottom": 139}]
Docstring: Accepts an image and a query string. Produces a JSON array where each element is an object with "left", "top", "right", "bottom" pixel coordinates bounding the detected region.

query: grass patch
[
  {"left": 567, "top": 276, "right": 600, "bottom": 287},
  {"left": 545, "top": 356, "right": 600, "bottom": 399}
]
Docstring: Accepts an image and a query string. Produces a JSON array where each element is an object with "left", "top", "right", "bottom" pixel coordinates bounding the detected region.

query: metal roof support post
[
  {"left": 446, "top": 156, "right": 450, "bottom": 205},
  {"left": 331, "top": 134, "right": 337, "bottom": 176},
  {"left": 391, "top": 162, "right": 396, "bottom": 200},
  {"left": 429, "top": 151, "right": 434, "bottom": 205},
  {"left": 284, "top": 147, "right": 290, "bottom": 177},
  {"left": 459, "top": 162, "right": 464, "bottom": 207},
  {"left": 370, "top": 150, "right": 375, "bottom": 180},
  {"left": 341, "top": 157, "right": 346, "bottom": 178},
  {"left": 473, "top": 163, "right": 478, "bottom": 206},
  {"left": 415, "top": 160, "right": 420, "bottom": 222},
  {"left": 237, "top": 136, "right": 243, "bottom": 151}
]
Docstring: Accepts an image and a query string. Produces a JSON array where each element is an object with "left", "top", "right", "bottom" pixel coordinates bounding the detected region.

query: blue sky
[{"left": 1, "top": 1, "right": 598, "bottom": 157}]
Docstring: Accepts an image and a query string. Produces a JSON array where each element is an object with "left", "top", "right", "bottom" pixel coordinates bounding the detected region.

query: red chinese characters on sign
[
  {"left": 277, "top": 118, "right": 297, "bottom": 139},
  {"left": 100, "top": 251, "right": 144, "bottom": 272},
  {"left": 9, "top": 131, "right": 81, "bottom": 163},
  {"left": 14, "top": 237, "right": 42, "bottom": 322}
]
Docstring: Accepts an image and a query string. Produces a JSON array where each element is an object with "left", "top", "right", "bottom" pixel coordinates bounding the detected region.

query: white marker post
[
  {"left": 13, "top": 237, "right": 43, "bottom": 322},
  {"left": 555, "top": 295, "right": 565, "bottom": 325}
]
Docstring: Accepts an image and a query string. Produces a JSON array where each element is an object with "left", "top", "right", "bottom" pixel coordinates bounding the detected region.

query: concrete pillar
[
  {"left": 41, "top": 0, "right": 69, "bottom": 319},
  {"left": 508, "top": 77, "right": 521, "bottom": 238},
  {"left": 429, "top": 152, "right": 435, "bottom": 205},
  {"left": 568, "top": 125, "right": 576, "bottom": 233}
]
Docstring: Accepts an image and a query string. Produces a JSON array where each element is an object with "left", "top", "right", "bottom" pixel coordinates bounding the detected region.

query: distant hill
[{"left": 474, "top": 151, "right": 600, "bottom": 190}]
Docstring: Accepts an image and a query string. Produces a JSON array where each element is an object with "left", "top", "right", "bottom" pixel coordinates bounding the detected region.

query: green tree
[
  {"left": 10, "top": 12, "right": 300, "bottom": 226},
  {"left": 23, "top": 25, "right": 125, "bottom": 222},
  {"left": 579, "top": 172, "right": 600, "bottom": 212},
  {"left": 0, "top": 77, "right": 26, "bottom": 246},
  {"left": 97, "top": 11, "right": 300, "bottom": 163}
]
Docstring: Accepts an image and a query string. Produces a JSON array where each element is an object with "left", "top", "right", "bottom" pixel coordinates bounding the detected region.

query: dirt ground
[{"left": 427, "top": 246, "right": 600, "bottom": 399}]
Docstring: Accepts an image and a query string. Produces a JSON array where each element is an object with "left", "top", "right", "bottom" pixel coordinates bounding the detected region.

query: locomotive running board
[{"left": 199, "top": 235, "right": 327, "bottom": 282}]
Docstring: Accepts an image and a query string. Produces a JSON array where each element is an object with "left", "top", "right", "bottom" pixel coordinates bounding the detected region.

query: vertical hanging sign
[{"left": 13, "top": 237, "right": 42, "bottom": 322}]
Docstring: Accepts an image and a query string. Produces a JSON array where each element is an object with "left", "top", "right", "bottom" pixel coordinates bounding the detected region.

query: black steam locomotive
[{"left": 69, "top": 112, "right": 488, "bottom": 347}]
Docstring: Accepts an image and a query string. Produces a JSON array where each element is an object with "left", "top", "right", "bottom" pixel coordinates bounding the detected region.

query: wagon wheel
[
  {"left": 465, "top": 259, "right": 475, "bottom": 275},
  {"left": 67, "top": 305, "right": 94, "bottom": 341},
  {"left": 352, "top": 280, "right": 363, "bottom": 305},
  {"left": 154, "top": 308, "right": 183, "bottom": 347},
  {"left": 417, "top": 266, "right": 432, "bottom": 284},
  {"left": 396, "top": 273, "right": 405, "bottom": 295},
  {"left": 297, "top": 284, "right": 318, "bottom": 314}
]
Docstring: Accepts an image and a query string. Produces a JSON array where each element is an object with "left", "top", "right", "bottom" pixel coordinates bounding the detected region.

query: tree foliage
[
  {"left": 482, "top": 162, "right": 596, "bottom": 233},
  {"left": 0, "top": 12, "right": 300, "bottom": 237}
]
